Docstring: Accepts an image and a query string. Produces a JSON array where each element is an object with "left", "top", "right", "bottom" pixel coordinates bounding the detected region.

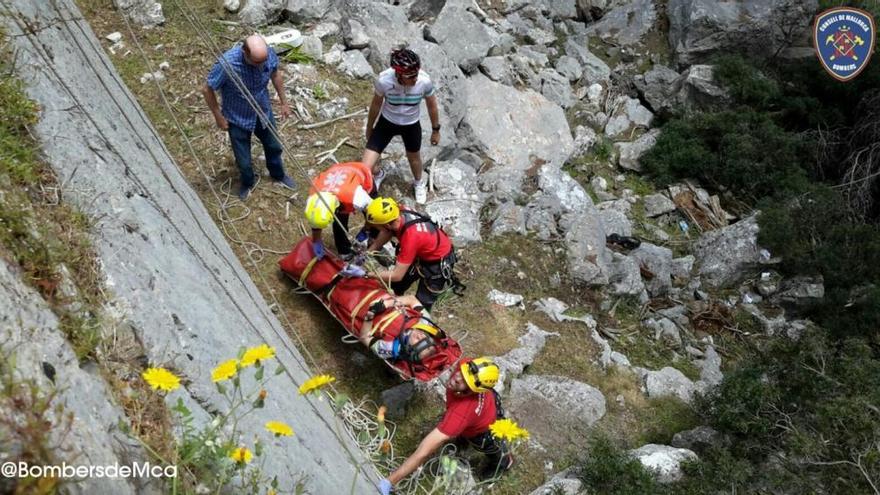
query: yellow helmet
[
  {"left": 304, "top": 192, "right": 340, "bottom": 229},
  {"left": 460, "top": 357, "right": 499, "bottom": 393},
  {"left": 365, "top": 197, "right": 400, "bottom": 225}
]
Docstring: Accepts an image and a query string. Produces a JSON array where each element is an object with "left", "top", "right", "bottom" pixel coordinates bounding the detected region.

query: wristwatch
[{"left": 432, "top": 124, "right": 441, "bottom": 131}]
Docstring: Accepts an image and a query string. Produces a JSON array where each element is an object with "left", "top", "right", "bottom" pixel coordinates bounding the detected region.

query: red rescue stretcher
[{"left": 279, "top": 237, "right": 462, "bottom": 381}]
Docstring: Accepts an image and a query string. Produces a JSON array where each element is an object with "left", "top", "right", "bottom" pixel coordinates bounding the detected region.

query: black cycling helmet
[{"left": 390, "top": 48, "right": 420, "bottom": 76}]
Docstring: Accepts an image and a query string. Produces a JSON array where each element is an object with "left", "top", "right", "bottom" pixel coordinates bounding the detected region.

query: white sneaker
[
  {"left": 414, "top": 179, "right": 427, "bottom": 204},
  {"left": 373, "top": 169, "right": 386, "bottom": 192}
]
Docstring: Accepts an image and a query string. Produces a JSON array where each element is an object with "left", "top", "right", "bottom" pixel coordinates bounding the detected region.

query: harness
[{"left": 397, "top": 210, "right": 466, "bottom": 296}]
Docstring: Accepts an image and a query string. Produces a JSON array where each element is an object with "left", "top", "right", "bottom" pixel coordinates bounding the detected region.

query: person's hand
[
  {"left": 214, "top": 113, "right": 229, "bottom": 130},
  {"left": 279, "top": 101, "right": 291, "bottom": 120},
  {"left": 340, "top": 263, "right": 366, "bottom": 278},
  {"left": 430, "top": 130, "right": 440, "bottom": 146},
  {"left": 379, "top": 478, "right": 393, "bottom": 495},
  {"left": 312, "top": 240, "right": 325, "bottom": 260}
]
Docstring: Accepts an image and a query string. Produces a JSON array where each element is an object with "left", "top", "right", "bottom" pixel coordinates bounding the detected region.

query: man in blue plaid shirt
[{"left": 203, "top": 35, "right": 295, "bottom": 200}]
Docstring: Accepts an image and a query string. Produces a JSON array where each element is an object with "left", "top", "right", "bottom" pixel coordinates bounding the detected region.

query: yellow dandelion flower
[
  {"left": 142, "top": 367, "right": 181, "bottom": 392},
  {"left": 298, "top": 374, "right": 336, "bottom": 395},
  {"left": 211, "top": 359, "right": 239, "bottom": 383},
  {"left": 268, "top": 490, "right": 277, "bottom": 495},
  {"left": 241, "top": 344, "right": 276, "bottom": 367},
  {"left": 377, "top": 405, "right": 387, "bottom": 423},
  {"left": 229, "top": 446, "right": 253, "bottom": 464},
  {"left": 265, "top": 421, "right": 294, "bottom": 437},
  {"left": 489, "top": 418, "right": 530, "bottom": 442}
]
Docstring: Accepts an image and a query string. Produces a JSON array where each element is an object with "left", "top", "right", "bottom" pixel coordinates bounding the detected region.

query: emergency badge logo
[{"left": 814, "top": 7, "right": 875, "bottom": 82}]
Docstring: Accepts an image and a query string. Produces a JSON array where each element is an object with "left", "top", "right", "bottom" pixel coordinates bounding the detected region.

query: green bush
[
  {"left": 580, "top": 435, "right": 664, "bottom": 495},
  {"left": 641, "top": 111, "right": 810, "bottom": 202}
]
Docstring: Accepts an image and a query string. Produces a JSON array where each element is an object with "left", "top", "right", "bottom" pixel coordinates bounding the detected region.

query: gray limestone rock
[
  {"left": 298, "top": 35, "right": 323, "bottom": 61},
  {"left": 337, "top": 50, "right": 375, "bottom": 79},
  {"left": 408, "top": 0, "right": 445, "bottom": 20},
  {"left": 342, "top": 18, "right": 370, "bottom": 49},
  {"left": 459, "top": 73, "right": 574, "bottom": 172},
  {"left": 116, "top": 0, "right": 165, "bottom": 27},
  {"left": 555, "top": 55, "right": 583, "bottom": 82},
  {"left": 609, "top": 253, "right": 646, "bottom": 297},
  {"left": 628, "top": 444, "right": 698, "bottom": 483},
  {"left": 424, "top": 160, "right": 484, "bottom": 245},
  {"left": 634, "top": 64, "right": 729, "bottom": 117},
  {"left": 771, "top": 275, "right": 825, "bottom": 311},
  {"left": 586, "top": 0, "right": 657, "bottom": 45},
  {"left": 282, "top": 0, "right": 334, "bottom": 23},
  {"left": 668, "top": 0, "right": 818, "bottom": 66},
  {"left": 642, "top": 367, "right": 697, "bottom": 403},
  {"left": 671, "top": 426, "right": 723, "bottom": 453},
  {"left": 566, "top": 38, "right": 611, "bottom": 84},
  {"left": 3, "top": 1, "right": 377, "bottom": 489},
  {"left": 605, "top": 96, "right": 654, "bottom": 139},
  {"left": 572, "top": 125, "right": 604, "bottom": 156},
  {"left": 479, "top": 55, "right": 514, "bottom": 85},
  {"left": 342, "top": 0, "right": 422, "bottom": 71},
  {"left": 630, "top": 242, "right": 674, "bottom": 296},
  {"left": 490, "top": 202, "right": 527, "bottom": 236},
  {"left": 427, "top": 5, "right": 495, "bottom": 73},
  {"left": 599, "top": 207, "right": 632, "bottom": 237},
  {"left": 529, "top": 469, "right": 583, "bottom": 495},
  {"left": 537, "top": 69, "right": 576, "bottom": 108},
  {"left": 509, "top": 375, "right": 606, "bottom": 451},
  {"left": 239, "top": 0, "right": 283, "bottom": 25},
  {"left": 643, "top": 193, "right": 676, "bottom": 217},
  {"left": 693, "top": 214, "right": 762, "bottom": 288},
  {"left": 0, "top": 261, "right": 158, "bottom": 495},
  {"left": 616, "top": 129, "right": 660, "bottom": 171}
]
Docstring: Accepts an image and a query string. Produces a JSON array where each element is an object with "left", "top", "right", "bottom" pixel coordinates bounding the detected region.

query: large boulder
[
  {"left": 630, "top": 242, "right": 674, "bottom": 296},
  {"left": 770, "top": 275, "right": 825, "bottom": 311},
  {"left": 426, "top": 4, "right": 496, "bottom": 73},
  {"left": 508, "top": 375, "right": 607, "bottom": 451},
  {"left": 634, "top": 64, "right": 729, "bottom": 117},
  {"left": 536, "top": 69, "right": 576, "bottom": 108},
  {"left": 6, "top": 1, "right": 378, "bottom": 489},
  {"left": 239, "top": 0, "right": 283, "bottom": 25},
  {"left": 628, "top": 444, "right": 698, "bottom": 483},
  {"left": 565, "top": 37, "right": 611, "bottom": 84},
  {"left": 282, "top": 0, "right": 334, "bottom": 23},
  {"left": 460, "top": 73, "right": 574, "bottom": 171},
  {"left": 337, "top": 49, "right": 374, "bottom": 79},
  {"left": 493, "top": 323, "right": 558, "bottom": 394},
  {"left": 342, "top": 0, "right": 422, "bottom": 70},
  {"left": 605, "top": 96, "right": 653, "bottom": 139},
  {"left": 616, "top": 128, "right": 660, "bottom": 171},
  {"left": 585, "top": 0, "right": 657, "bottom": 45},
  {"left": 0, "top": 261, "right": 158, "bottom": 495},
  {"left": 668, "top": 0, "right": 818, "bottom": 66},
  {"left": 641, "top": 367, "right": 697, "bottom": 403},
  {"left": 424, "top": 160, "right": 485, "bottom": 245},
  {"left": 671, "top": 426, "right": 724, "bottom": 453},
  {"left": 693, "top": 214, "right": 762, "bottom": 288}
]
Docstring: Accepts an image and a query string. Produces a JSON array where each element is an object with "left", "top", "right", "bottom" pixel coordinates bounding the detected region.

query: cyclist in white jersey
[{"left": 362, "top": 48, "right": 441, "bottom": 205}]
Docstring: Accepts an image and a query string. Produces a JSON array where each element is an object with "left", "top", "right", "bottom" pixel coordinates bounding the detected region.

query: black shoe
[
  {"left": 606, "top": 233, "right": 641, "bottom": 251},
  {"left": 478, "top": 454, "right": 514, "bottom": 480}
]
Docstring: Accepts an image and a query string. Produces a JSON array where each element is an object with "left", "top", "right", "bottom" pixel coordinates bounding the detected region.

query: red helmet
[{"left": 390, "top": 48, "right": 420, "bottom": 77}]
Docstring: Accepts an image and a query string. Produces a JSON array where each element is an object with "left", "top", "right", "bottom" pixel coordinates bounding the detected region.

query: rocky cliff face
[{"left": 2, "top": 0, "right": 376, "bottom": 491}]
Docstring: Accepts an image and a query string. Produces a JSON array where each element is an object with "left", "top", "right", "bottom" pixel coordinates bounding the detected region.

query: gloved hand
[
  {"left": 312, "top": 240, "right": 325, "bottom": 260},
  {"left": 379, "top": 478, "right": 393, "bottom": 495},
  {"left": 354, "top": 229, "right": 370, "bottom": 251},
  {"left": 340, "top": 263, "right": 366, "bottom": 278}
]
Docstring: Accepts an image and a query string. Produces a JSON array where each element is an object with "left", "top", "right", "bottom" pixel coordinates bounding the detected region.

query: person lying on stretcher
[{"left": 356, "top": 293, "right": 442, "bottom": 363}]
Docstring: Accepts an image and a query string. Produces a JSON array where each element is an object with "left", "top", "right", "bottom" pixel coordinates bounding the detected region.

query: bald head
[{"left": 243, "top": 35, "right": 268, "bottom": 64}]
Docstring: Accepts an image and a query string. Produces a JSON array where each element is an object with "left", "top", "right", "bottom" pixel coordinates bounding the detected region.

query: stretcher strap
[
  {"left": 298, "top": 257, "right": 319, "bottom": 287},
  {"left": 350, "top": 289, "right": 381, "bottom": 327},
  {"left": 373, "top": 310, "right": 401, "bottom": 337}
]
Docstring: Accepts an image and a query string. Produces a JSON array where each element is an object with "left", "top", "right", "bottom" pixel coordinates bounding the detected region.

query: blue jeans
[{"left": 228, "top": 118, "right": 285, "bottom": 189}]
